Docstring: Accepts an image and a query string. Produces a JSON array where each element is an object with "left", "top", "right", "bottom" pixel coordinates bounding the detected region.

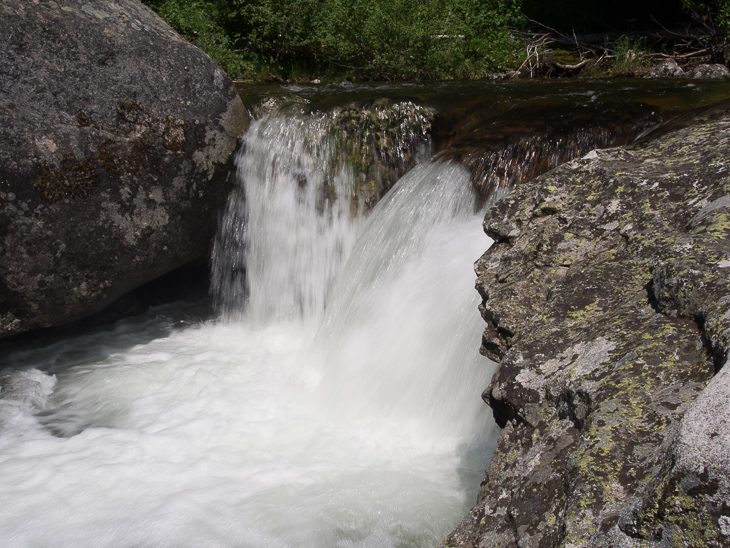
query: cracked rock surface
[
  {"left": 442, "top": 106, "right": 730, "bottom": 547},
  {"left": 0, "top": 0, "right": 247, "bottom": 337}
]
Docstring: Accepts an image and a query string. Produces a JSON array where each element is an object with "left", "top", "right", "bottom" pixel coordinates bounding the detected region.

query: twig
[
  {"left": 652, "top": 48, "right": 710, "bottom": 59},
  {"left": 325, "top": 57, "right": 367, "bottom": 70},
  {"left": 522, "top": 14, "right": 575, "bottom": 45},
  {"left": 548, "top": 58, "right": 590, "bottom": 71}
]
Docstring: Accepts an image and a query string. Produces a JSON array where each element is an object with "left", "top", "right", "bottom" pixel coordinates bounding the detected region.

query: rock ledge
[{"left": 443, "top": 107, "right": 730, "bottom": 547}]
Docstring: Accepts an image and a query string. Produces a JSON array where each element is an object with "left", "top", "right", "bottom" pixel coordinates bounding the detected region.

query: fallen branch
[
  {"left": 547, "top": 58, "right": 590, "bottom": 71},
  {"left": 652, "top": 48, "right": 710, "bottom": 59}
]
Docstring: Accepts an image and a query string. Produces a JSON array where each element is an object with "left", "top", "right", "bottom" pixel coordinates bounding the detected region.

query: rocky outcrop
[
  {"left": 0, "top": 0, "right": 247, "bottom": 337},
  {"left": 333, "top": 99, "right": 435, "bottom": 212},
  {"left": 689, "top": 64, "right": 730, "bottom": 79},
  {"left": 647, "top": 59, "right": 686, "bottom": 79},
  {"left": 443, "top": 106, "right": 730, "bottom": 547},
  {"left": 647, "top": 60, "right": 730, "bottom": 79}
]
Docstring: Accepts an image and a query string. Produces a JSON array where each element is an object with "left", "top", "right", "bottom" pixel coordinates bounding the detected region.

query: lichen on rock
[
  {"left": 0, "top": 0, "right": 247, "bottom": 337},
  {"left": 443, "top": 106, "right": 730, "bottom": 547}
]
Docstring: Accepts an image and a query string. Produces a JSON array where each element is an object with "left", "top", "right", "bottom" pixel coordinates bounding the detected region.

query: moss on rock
[{"left": 443, "top": 107, "right": 730, "bottom": 547}]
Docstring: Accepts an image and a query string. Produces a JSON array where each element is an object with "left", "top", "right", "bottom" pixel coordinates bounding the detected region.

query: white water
[
  {"left": 211, "top": 109, "right": 365, "bottom": 323},
  {"left": 0, "top": 108, "right": 499, "bottom": 548}
]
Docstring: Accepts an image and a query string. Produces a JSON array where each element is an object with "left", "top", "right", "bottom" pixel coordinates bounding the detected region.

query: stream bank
[{"left": 443, "top": 104, "right": 730, "bottom": 547}]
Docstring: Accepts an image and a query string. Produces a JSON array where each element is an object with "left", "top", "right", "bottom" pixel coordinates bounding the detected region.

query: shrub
[
  {"left": 682, "top": 0, "right": 730, "bottom": 62},
  {"left": 610, "top": 35, "right": 650, "bottom": 76},
  {"left": 142, "top": 0, "right": 525, "bottom": 81}
]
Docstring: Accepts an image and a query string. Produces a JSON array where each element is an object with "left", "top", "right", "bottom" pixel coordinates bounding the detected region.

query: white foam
[{"left": 0, "top": 114, "right": 499, "bottom": 547}]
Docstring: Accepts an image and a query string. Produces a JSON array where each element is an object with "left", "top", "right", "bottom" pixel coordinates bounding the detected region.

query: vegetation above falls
[
  {"left": 140, "top": 0, "right": 730, "bottom": 82},
  {"left": 140, "top": 0, "right": 523, "bottom": 81}
]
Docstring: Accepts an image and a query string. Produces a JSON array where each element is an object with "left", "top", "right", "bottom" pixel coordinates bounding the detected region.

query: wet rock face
[
  {"left": 333, "top": 99, "right": 435, "bottom": 212},
  {"left": 0, "top": 0, "right": 247, "bottom": 337},
  {"left": 443, "top": 108, "right": 730, "bottom": 547},
  {"left": 254, "top": 96, "right": 436, "bottom": 214},
  {"left": 433, "top": 100, "right": 662, "bottom": 206}
]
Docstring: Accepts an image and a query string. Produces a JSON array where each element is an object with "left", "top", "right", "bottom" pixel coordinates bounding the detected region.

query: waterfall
[
  {"left": 210, "top": 100, "right": 434, "bottom": 323},
  {"left": 314, "top": 162, "right": 501, "bottom": 440},
  {"left": 210, "top": 108, "right": 364, "bottom": 323},
  {"left": 0, "top": 103, "right": 498, "bottom": 548}
]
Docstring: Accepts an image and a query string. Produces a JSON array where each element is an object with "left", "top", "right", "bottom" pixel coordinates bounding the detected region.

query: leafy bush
[
  {"left": 610, "top": 35, "right": 650, "bottom": 76},
  {"left": 141, "top": 0, "right": 256, "bottom": 78},
  {"left": 141, "top": 0, "right": 525, "bottom": 81},
  {"left": 682, "top": 0, "right": 730, "bottom": 62}
]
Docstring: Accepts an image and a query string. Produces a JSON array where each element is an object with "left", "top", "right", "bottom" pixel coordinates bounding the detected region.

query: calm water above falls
[{"left": 2, "top": 80, "right": 730, "bottom": 547}]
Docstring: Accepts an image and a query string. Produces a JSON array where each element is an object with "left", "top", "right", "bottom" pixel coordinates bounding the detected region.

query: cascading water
[
  {"left": 210, "top": 107, "right": 364, "bottom": 322},
  {"left": 0, "top": 103, "right": 499, "bottom": 547}
]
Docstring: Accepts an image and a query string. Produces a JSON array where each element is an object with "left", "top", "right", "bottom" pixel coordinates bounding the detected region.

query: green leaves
[
  {"left": 142, "top": 0, "right": 525, "bottom": 81},
  {"left": 682, "top": 0, "right": 730, "bottom": 62}
]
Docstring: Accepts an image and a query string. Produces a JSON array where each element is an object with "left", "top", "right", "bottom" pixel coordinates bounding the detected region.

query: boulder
[
  {"left": 646, "top": 59, "right": 685, "bottom": 78},
  {"left": 442, "top": 105, "right": 730, "bottom": 547},
  {"left": 0, "top": 0, "right": 247, "bottom": 337},
  {"left": 689, "top": 63, "right": 730, "bottom": 79}
]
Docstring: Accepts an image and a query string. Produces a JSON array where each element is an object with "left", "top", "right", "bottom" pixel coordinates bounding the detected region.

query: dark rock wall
[
  {"left": 443, "top": 108, "right": 730, "bottom": 547},
  {"left": 0, "top": 0, "right": 247, "bottom": 337},
  {"left": 434, "top": 101, "right": 662, "bottom": 206}
]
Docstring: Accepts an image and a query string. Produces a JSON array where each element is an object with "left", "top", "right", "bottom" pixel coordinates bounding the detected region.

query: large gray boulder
[
  {"left": 442, "top": 106, "right": 730, "bottom": 547},
  {"left": 0, "top": 0, "right": 247, "bottom": 337}
]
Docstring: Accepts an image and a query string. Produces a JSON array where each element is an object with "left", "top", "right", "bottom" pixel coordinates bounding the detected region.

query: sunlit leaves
[{"left": 142, "top": 0, "right": 525, "bottom": 80}]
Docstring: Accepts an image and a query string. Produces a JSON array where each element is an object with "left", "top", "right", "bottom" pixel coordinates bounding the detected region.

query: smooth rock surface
[
  {"left": 0, "top": 0, "right": 247, "bottom": 337},
  {"left": 434, "top": 101, "right": 661, "bottom": 204},
  {"left": 443, "top": 106, "right": 730, "bottom": 547}
]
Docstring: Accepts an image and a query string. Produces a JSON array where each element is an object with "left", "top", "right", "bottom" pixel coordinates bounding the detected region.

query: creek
[{"left": 0, "top": 79, "right": 728, "bottom": 548}]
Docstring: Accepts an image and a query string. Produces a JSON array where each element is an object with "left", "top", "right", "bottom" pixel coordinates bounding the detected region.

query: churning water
[{"left": 0, "top": 106, "right": 498, "bottom": 547}]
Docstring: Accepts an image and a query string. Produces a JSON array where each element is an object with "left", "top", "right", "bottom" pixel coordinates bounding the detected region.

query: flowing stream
[
  {"left": 0, "top": 105, "right": 498, "bottom": 548},
  {"left": 2, "top": 80, "right": 729, "bottom": 547}
]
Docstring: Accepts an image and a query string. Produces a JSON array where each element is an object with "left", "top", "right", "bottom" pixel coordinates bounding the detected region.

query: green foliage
[
  {"left": 610, "top": 35, "right": 650, "bottom": 76},
  {"left": 682, "top": 0, "right": 730, "bottom": 61},
  {"left": 683, "top": 0, "right": 730, "bottom": 35},
  {"left": 142, "top": 0, "right": 258, "bottom": 78},
  {"left": 141, "top": 0, "right": 525, "bottom": 81}
]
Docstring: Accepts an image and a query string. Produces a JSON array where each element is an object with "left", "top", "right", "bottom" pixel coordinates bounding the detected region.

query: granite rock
[
  {"left": 0, "top": 0, "right": 247, "bottom": 337},
  {"left": 443, "top": 106, "right": 730, "bottom": 547}
]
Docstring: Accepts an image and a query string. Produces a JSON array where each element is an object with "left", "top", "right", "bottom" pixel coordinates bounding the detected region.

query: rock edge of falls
[{"left": 443, "top": 106, "right": 730, "bottom": 547}]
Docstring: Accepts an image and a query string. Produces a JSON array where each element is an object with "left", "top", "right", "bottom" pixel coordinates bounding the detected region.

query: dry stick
[
  {"left": 649, "top": 15, "right": 701, "bottom": 40},
  {"left": 325, "top": 57, "right": 367, "bottom": 70},
  {"left": 648, "top": 14, "right": 725, "bottom": 61},
  {"left": 512, "top": 31, "right": 552, "bottom": 76},
  {"left": 522, "top": 14, "right": 575, "bottom": 45},
  {"left": 648, "top": 15, "right": 707, "bottom": 56},
  {"left": 549, "top": 58, "right": 590, "bottom": 71},
  {"left": 518, "top": 15, "right": 609, "bottom": 73},
  {"left": 653, "top": 48, "right": 710, "bottom": 59}
]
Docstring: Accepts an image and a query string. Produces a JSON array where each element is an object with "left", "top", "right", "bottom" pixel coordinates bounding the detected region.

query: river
[{"left": 1, "top": 79, "right": 728, "bottom": 547}]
